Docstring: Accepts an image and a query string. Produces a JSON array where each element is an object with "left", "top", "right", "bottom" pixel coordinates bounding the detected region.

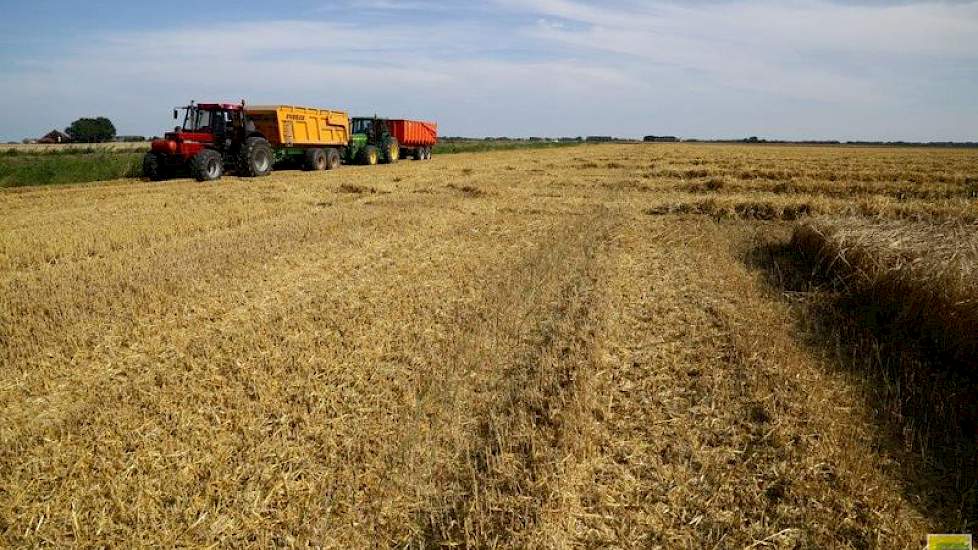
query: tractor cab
[{"left": 166, "top": 102, "right": 249, "bottom": 150}]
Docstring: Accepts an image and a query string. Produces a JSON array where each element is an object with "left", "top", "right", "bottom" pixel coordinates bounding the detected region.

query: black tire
[
  {"left": 143, "top": 152, "right": 168, "bottom": 181},
  {"left": 360, "top": 145, "right": 379, "bottom": 166},
  {"left": 325, "top": 148, "right": 341, "bottom": 170},
  {"left": 303, "top": 148, "right": 326, "bottom": 171},
  {"left": 413, "top": 148, "right": 423, "bottom": 161},
  {"left": 382, "top": 138, "right": 400, "bottom": 164},
  {"left": 239, "top": 136, "right": 273, "bottom": 177},
  {"left": 190, "top": 149, "right": 223, "bottom": 182},
  {"left": 423, "top": 146, "right": 432, "bottom": 160}
]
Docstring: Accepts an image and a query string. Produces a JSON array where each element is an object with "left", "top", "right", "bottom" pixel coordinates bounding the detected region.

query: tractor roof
[{"left": 196, "top": 103, "right": 244, "bottom": 111}]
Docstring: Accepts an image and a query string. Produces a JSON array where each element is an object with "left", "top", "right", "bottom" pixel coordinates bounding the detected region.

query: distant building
[
  {"left": 38, "top": 130, "right": 72, "bottom": 144},
  {"left": 586, "top": 136, "right": 614, "bottom": 143},
  {"left": 644, "top": 135, "right": 679, "bottom": 143}
]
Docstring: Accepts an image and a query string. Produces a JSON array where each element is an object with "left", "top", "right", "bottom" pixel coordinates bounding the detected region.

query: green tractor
[{"left": 347, "top": 117, "right": 400, "bottom": 165}]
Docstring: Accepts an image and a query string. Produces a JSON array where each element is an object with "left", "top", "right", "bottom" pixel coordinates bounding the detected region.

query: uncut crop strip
[
  {"left": 792, "top": 217, "right": 978, "bottom": 370},
  {"left": 789, "top": 217, "right": 978, "bottom": 527}
]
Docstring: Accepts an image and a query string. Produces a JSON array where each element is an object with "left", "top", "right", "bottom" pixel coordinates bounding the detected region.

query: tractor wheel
[
  {"left": 142, "top": 152, "right": 168, "bottom": 181},
  {"left": 190, "top": 150, "right": 223, "bottom": 182},
  {"left": 360, "top": 145, "right": 379, "bottom": 166},
  {"left": 383, "top": 138, "right": 400, "bottom": 164},
  {"left": 239, "top": 136, "right": 273, "bottom": 177},
  {"left": 304, "top": 148, "right": 327, "bottom": 171},
  {"left": 325, "top": 148, "right": 341, "bottom": 170}
]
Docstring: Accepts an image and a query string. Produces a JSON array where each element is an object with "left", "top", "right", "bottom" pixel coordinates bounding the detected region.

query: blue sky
[{"left": 1, "top": 0, "right": 976, "bottom": 141}]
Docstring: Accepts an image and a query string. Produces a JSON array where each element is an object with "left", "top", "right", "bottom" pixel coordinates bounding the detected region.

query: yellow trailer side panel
[{"left": 245, "top": 105, "right": 350, "bottom": 148}]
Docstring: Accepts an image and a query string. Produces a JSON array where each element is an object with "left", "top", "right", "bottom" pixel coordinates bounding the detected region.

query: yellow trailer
[{"left": 244, "top": 105, "right": 350, "bottom": 170}]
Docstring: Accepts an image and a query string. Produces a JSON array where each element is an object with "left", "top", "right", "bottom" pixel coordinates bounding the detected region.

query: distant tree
[{"left": 66, "top": 117, "right": 116, "bottom": 143}]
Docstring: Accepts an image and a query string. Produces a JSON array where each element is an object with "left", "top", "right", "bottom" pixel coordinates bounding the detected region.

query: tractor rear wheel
[
  {"left": 239, "top": 137, "right": 273, "bottom": 177},
  {"left": 191, "top": 150, "right": 223, "bottom": 182},
  {"left": 383, "top": 138, "right": 400, "bottom": 164},
  {"left": 142, "top": 152, "right": 168, "bottom": 181},
  {"left": 360, "top": 145, "right": 379, "bottom": 166},
  {"left": 325, "top": 148, "right": 341, "bottom": 170},
  {"left": 304, "top": 148, "right": 326, "bottom": 171}
]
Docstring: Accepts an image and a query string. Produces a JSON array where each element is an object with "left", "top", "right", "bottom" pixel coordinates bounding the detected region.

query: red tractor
[{"left": 143, "top": 101, "right": 273, "bottom": 182}]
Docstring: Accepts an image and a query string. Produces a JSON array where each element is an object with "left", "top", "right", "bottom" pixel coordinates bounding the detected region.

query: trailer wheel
[
  {"left": 413, "top": 148, "right": 423, "bottom": 161},
  {"left": 191, "top": 150, "right": 223, "bottom": 182},
  {"left": 239, "top": 137, "right": 273, "bottom": 177},
  {"left": 424, "top": 147, "right": 433, "bottom": 160},
  {"left": 360, "top": 145, "right": 379, "bottom": 166},
  {"left": 325, "top": 148, "right": 341, "bottom": 170},
  {"left": 304, "top": 148, "right": 326, "bottom": 171},
  {"left": 142, "top": 152, "right": 168, "bottom": 181}
]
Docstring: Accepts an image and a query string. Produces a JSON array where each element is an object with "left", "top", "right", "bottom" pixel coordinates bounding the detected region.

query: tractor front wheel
[
  {"left": 304, "top": 148, "right": 326, "bottom": 171},
  {"left": 325, "top": 148, "right": 341, "bottom": 170},
  {"left": 191, "top": 150, "right": 223, "bottom": 182},
  {"left": 239, "top": 137, "right": 273, "bottom": 177},
  {"left": 143, "top": 152, "right": 168, "bottom": 181}
]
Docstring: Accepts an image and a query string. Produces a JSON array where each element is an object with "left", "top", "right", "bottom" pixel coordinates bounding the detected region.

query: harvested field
[{"left": 1, "top": 143, "right": 976, "bottom": 547}]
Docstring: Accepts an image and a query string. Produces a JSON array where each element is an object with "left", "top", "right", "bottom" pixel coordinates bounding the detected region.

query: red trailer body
[
  {"left": 383, "top": 119, "right": 437, "bottom": 161},
  {"left": 387, "top": 120, "right": 438, "bottom": 147}
]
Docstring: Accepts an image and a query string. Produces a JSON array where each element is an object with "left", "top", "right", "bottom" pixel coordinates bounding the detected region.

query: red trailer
[{"left": 387, "top": 119, "right": 437, "bottom": 160}]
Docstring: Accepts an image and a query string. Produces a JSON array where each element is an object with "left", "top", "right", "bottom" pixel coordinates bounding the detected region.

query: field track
[{"left": 1, "top": 144, "right": 976, "bottom": 547}]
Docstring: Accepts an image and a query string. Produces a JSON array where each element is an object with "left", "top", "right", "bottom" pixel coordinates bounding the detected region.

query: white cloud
[{"left": 503, "top": 0, "right": 978, "bottom": 57}]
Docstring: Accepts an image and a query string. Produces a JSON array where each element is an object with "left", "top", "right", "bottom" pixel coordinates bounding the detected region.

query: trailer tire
[
  {"left": 325, "top": 148, "right": 341, "bottom": 170},
  {"left": 424, "top": 147, "right": 433, "bottom": 160},
  {"left": 191, "top": 149, "right": 223, "bottom": 182},
  {"left": 239, "top": 137, "right": 273, "bottom": 177},
  {"left": 143, "top": 152, "right": 168, "bottom": 181},
  {"left": 304, "top": 148, "right": 326, "bottom": 171},
  {"left": 360, "top": 145, "right": 379, "bottom": 166},
  {"left": 413, "top": 148, "right": 423, "bottom": 161}
]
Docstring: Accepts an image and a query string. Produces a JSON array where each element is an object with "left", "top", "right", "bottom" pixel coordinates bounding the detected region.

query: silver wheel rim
[
  {"left": 206, "top": 159, "right": 220, "bottom": 178},
  {"left": 255, "top": 151, "right": 270, "bottom": 172}
]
